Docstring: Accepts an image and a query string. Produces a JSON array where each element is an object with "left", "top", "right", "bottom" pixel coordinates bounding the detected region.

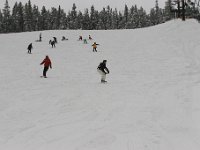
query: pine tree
[
  {"left": 185, "top": 1, "right": 199, "bottom": 18},
  {"left": 99, "top": 7, "right": 108, "bottom": 30},
  {"left": 32, "top": 5, "right": 40, "bottom": 31},
  {"left": 0, "top": 9, "right": 3, "bottom": 33},
  {"left": 124, "top": 4, "right": 129, "bottom": 28},
  {"left": 56, "top": 5, "right": 61, "bottom": 29},
  {"left": 137, "top": 7, "right": 149, "bottom": 28},
  {"left": 17, "top": 2, "right": 24, "bottom": 32},
  {"left": 2, "top": 0, "right": 11, "bottom": 32},
  {"left": 150, "top": 8, "right": 157, "bottom": 25},
  {"left": 40, "top": 6, "right": 48, "bottom": 30},
  {"left": 106, "top": 6, "right": 112, "bottom": 29},
  {"left": 69, "top": 3, "right": 78, "bottom": 29},
  {"left": 94, "top": 10, "right": 99, "bottom": 29},
  {"left": 118, "top": 11, "right": 124, "bottom": 29},
  {"left": 11, "top": 2, "right": 18, "bottom": 32},
  {"left": 0, "top": 1, "right": 168, "bottom": 32},
  {"left": 77, "top": 11, "right": 83, "bottom": 29},
  {"left": 152, "top": 0, "right": 164, "bottom": 24},
  {"left": 50, "top": 7, "right": 58, "bottom": 29},
  {"left": 126, "top": 5, "right": 137, "bottom": 29},
  {"left": 130, "top": 5, "right": 141, "bottom": 28},
  {"left": 82, "top": 8, "right": 90, "bottom": 30},
  {"left": 90, "top": 5, "right": 98, "bottom": 30},
  {"left": 66, "top": 11, "right": 71, "bottom": 29},
  {"left": 24, "top": 0, "right": 33, "bottom": 31},
  {"left": 59, "top": 8, "right": 67, "bottom": 29},
  {"left": 164, "top": 0, "right": 174, "bottom": 21},
  {"left": 111, "top": 8, "right": 119, "bottom": 29}
]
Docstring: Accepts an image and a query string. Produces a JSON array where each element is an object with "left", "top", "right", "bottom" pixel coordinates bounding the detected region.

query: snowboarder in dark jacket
[
  {"left": 49, "top": 40, "right": 56, "bottom": 48},
  {"left": 97, "top": 60, "right": 109, "bottom": 83},
  {"left": 40, "top": 55, "right": 52, "bottom": 78},
  {"left": 53, "top": 37, "right": 57, "bottom": 43},
  {"left": 27, "top": 43, "right": 33, "bottom": 54}
]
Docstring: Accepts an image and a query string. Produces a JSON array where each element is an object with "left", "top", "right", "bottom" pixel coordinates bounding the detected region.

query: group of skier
[
  {"left": 78, "top": 34, "right": 109, "bottom": 82},
  {"left": 27, "top": 33, "right": 109, "bottom": 82}
]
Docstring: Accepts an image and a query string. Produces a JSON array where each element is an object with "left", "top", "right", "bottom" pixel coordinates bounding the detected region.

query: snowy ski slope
[{"left": 0, "top": 19, "right": 200, "bottom": 150}]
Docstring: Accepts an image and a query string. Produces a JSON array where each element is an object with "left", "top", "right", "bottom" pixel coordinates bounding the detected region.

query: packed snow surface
[{"left": 1, "top": 19, "right": 200, "bottom": 150}]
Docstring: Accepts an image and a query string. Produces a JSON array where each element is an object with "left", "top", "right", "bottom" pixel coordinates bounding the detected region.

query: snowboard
[{"left": 40, "top": 76, "right": 47, "bottom": 78}]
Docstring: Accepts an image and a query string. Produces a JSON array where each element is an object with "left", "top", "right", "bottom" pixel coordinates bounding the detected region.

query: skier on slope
[
  {"left": 83, "top": 39, "right": 88, "bottom": 44},
  {"left": 97, "top": 60, "right": 109, "bottom": 83},
  {"left": 92, "top": 42, "right": 99, "bottom": 52},
  {"left": 79, "top": 36, "right": 83, "bottom": 41},
  {"left": 89, "top": 35, "right": 92, "bottom": 40},
  {"left": 39, "top": 33, "right": 42, "bottom": 41},
  {"left": 62, "top": 36, "right": 68, "bottom": 41},
  {"left": 49, "top": 40, "right": 56, "bottom": 48},
  {"left": 27, "top": 43, "right": 33, "bottom": 54},
  {"left": 40, "top": 55, "right": 52, "bottom": 78},
  {"left": 53, "top": 37, "right": 57, "bottom": 43}
]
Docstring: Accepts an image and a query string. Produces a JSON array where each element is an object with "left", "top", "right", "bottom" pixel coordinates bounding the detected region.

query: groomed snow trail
[{"left": 0, "top": 19, "right": 200, "bottom": 150}]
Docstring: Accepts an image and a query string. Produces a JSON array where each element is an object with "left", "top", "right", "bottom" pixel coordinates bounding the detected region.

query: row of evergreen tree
[{"left": 0, "top": 0, "right": 199, "bottom": 33}]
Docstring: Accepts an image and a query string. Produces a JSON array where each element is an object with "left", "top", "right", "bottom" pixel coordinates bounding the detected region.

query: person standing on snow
[
  {"left": 79, "top": 36, "right": 83, "bottom": 41},
  {"left": 92, "top": 42, "right": 99, "bottom": 52},
  {"left": 53, "top": 37, "right": 57, "bottom": 43},
  {"left": 49, "top": 40, "right": 56, "bottom": 48},
  {"left": 97, "top": 60, "right": 109, "bottom": 83},
  {"left": 62, "top": 36, "right": 67, "bottom": 41},
  {"left": 39, "top": 33, "right": 42, "bottom": 41},
  {"left": 89, "top": 35, "right": 92, "bottom": 40},
  {"left": 40, "top": 55, "right": 52, "bottom": 78},
  {"left": 83, "top": 39, "right": 88, "bottom": 44},
  {"left": 27, "top": 43, "right": 33, "bottom": 54}
]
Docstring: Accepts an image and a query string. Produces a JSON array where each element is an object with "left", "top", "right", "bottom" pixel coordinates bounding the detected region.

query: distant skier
[
  {"left": 40, "top": 55, "right": 52, "bottom": 78},
  {"left": 61, "top": 36, "right": 68, "bottom": 41},
  {"left": 36, "top": 33, "right": 42, "bottom": 42},
  {"left": 27, "top": 43, "right": 33, "bottom": 54},
  {"left": 89, "top": 35, "right": 92, "bottom": 40},
  {"left": 97, "top": 60, "right": 109, "bottom": 83},
  {"left": 39, "top": 33, "right": 42, "bottom": 41},
  {"left": 83, "top": 39, "right": 88, "bottom": 44},
  {"left": 79, "top": 36, "right": 82, "bottom": 41},
  {"left": 92, "top": 42, "right": 99, "bottom": 52},
  {"left": 53, "top": 37, "right": 57, "bottom": 43},
  {"left": 49, "top": 40, "right": 56, "bottom": 48}
]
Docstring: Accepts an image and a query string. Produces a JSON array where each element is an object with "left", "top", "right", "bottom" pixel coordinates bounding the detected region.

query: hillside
[{"left": 0, "top": 19, "right": 200, "bottom": 150}]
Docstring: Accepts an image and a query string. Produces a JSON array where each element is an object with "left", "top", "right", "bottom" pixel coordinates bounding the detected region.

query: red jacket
[{"left": 40, "top": 56, "right": 52, "bottom": 68}]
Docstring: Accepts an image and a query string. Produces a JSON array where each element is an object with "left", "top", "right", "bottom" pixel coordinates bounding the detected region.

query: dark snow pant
[
  {"left": 51, "top": 43, "right": 55, "bottom": 48},
  {"left": 93, "top": 48, "right": 97, "bottom": 52},
  {"left": 43, "top": 66, "right": 49, "bottom": 77},
  {"left": 28, "top": 49, "right": 31, "bottom": 53}
]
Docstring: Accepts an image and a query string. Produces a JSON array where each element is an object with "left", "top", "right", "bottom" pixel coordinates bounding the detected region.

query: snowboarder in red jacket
[{"left": 40, "top": 55, "right": 52, "bottom": 78}]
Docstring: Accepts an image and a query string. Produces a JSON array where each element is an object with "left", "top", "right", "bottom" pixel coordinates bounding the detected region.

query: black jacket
[
  {"left": 97, "top": 62, "right": 109, "bottom": 74},
  {"left": 27, "top": 44, "right": 32, "bottom": 50}
]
